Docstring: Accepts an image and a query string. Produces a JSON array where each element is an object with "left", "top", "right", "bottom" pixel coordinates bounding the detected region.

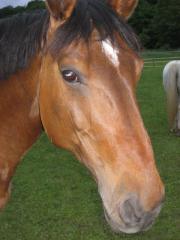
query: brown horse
[{"left": 0, "top": 0, "right": 164, "bottom": 234}]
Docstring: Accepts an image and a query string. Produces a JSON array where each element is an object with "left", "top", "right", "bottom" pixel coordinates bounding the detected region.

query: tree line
[
  {"left": 0, "top": 0, "right": 179, "bottom": 50},
  {"left": 130, "top": 0, "right": 180, "bottom": 49}
]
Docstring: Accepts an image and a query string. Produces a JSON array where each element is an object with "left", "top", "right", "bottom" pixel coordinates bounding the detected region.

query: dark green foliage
[
  {"left": 152, "top": 0, "right": 180, "bottom": 49},
  {"left": 26, "top": 0, "right": 46, "bottom": 10},
  {"left": 130, "top": 0, "right": 180, "bottom": 49},
  {"left": 130, "top": 1, "right": 156, "bottom": 49},
  {"left": 0, "top": 6, "right": 24, "bottom": 18},
  {"left": 0, "top": 0, "right": 45, "bottom": 19}
]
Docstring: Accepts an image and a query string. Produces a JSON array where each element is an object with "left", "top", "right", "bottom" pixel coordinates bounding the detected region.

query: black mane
[
  {"left": 0, "top": 10, "right": 49, "bottom": 80},
  {"left": 0, "top": 0, "right": 140, "bottom": 80}
]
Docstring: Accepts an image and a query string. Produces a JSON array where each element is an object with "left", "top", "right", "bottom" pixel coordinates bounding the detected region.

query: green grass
[
  {"left": 0, "top": 58, "right": 180, "bottom": 239},
  {"left": 142, "top": 49, "right": 180, "bottom": 59},
  {"left": 142, "top": 50, "right": 180, "bottom": 69}
]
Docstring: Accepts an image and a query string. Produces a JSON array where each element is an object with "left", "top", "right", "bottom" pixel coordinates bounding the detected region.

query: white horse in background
[{"left": 163, "top": 60, "right": 180, "bottom": 135}]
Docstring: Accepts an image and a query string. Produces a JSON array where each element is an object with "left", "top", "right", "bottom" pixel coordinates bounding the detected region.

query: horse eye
[{"left": 61, "top": 70, "right": 80, "bottom": 84}]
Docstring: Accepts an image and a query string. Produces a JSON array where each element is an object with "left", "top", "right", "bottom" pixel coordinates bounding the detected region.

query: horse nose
[{"left": 119, "top": 195, "right": 164, "bottom": 231}]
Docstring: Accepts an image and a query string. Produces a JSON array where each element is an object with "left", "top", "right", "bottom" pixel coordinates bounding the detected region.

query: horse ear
[
  {"left": 46, "top": 0, "right": 77, "bottom": 20},
  {"left": 108, "top": 0, "right": 138, "bottom": 20}
]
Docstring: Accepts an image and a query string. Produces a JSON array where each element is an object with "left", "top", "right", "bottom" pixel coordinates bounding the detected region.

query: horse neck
[{"left": 0, "top": 55, "right": 43, "bottom": 166}]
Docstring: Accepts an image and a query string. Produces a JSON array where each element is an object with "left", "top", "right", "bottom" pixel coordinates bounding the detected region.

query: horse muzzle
[{"left": 104, "top": 194, "right": 164, "bottom": 234}]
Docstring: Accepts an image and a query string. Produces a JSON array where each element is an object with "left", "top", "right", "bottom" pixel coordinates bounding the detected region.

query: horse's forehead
[
  {"left": 62, "top": 38, "right": 120, "bottom": 68},
  {"left": 59, "top": 36, "right": 140, "bottom": 75}
]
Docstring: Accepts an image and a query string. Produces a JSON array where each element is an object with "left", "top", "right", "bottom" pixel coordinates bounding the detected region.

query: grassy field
[
  {"left": 142, "top": 50, "right": 180, "bottom": 69},
  {"left": 0, "top": 55, "right": 179, "bottom": 240}
]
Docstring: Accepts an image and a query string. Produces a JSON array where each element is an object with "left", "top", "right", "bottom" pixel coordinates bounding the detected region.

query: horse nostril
[
  {"left": 119, "top": 195, "right": 163, "bottom": 231},
  {"left": 119, "top": 196, "right": 143, "bottom": 226}
]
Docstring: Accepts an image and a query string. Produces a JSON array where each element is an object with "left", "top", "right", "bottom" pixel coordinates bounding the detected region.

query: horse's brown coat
[{"left": 0, "top": 57, "right": 42, "bottom": 207}]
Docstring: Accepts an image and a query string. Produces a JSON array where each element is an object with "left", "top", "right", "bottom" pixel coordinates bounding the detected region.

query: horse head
[{"left": 39, "top": 0, "right": 165, "bottom": 233}]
